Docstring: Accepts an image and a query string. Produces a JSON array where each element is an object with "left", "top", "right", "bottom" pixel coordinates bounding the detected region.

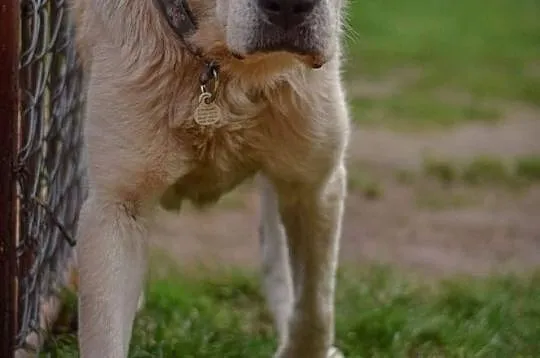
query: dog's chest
[
  {"left": 162, "top": 80, "right": 317, "bottom": 208},
  {"left": 168, "top": 114, "right": 266, "bottom": 207}
]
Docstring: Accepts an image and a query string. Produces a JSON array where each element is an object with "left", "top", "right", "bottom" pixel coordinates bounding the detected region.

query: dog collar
[
  {"left": 154, "top": 0, "right": 221, "bottom": 105},
  {"left": 154, "top": 0, "right": 198, "bottom": 42}
]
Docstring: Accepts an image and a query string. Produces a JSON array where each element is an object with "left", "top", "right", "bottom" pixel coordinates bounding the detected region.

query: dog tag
[{"left": 194, "top": 93, "right": 221, "bottom": 126}]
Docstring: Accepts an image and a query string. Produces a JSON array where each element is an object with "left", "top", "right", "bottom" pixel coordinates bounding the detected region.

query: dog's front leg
[
  {"left": 77, "top": 196, "right": 148, "bottom": 358},
  {"left": 273, "top": 165, "right": 346, "bottom": 358}
]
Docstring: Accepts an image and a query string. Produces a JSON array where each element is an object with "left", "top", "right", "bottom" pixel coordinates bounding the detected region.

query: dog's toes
[{"left": 328, "top": 347, "right": 345, "bottom": 358}]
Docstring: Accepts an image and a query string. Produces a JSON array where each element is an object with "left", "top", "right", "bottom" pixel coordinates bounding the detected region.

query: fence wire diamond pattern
[{"left": 13, "top": 0, "right": 87, "bottom": 353}]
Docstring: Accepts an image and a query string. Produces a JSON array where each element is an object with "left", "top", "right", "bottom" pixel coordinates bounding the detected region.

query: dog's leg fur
[
  {"left": 269, "top": 165, "right": 346, "bottom": 358},
  {"left": 77, "top": 197, "right": 148, "bottom": 358},
  {"left": 259, "top": 175, "right": 293, "bottom": 343}
]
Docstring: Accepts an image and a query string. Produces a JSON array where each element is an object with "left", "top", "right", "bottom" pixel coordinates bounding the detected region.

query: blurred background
[
  {"left": 47, "top": 0, "right": 540, "bottom": 356},
  {"left": 152, "top": 0, "right": 540, "bottom": 276}
]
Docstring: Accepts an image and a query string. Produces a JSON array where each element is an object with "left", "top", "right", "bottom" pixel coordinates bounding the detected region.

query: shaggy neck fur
[{"left": 73, "top": 0, "right": 342, "bottom": 135}]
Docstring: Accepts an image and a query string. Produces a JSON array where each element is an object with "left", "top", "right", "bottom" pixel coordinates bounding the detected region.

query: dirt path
[
  {"left": 149, "top": 114, "right": 540, "bottom": 277},
  {"left": 349, "top": 114, "right": 540, "bottom": 170}
]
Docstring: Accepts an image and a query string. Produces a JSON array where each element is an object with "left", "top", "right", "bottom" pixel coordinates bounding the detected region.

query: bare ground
[{"left": 149, "top": 110, "right": 540, "bottom": 278}]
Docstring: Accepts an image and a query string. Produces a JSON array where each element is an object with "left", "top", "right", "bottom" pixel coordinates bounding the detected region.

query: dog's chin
[
  {"left": 230, "top": 44, "right": 329, "bottom": 69},
  {"left": 225, "top": 25, "right": 330, "bottom": 68}
]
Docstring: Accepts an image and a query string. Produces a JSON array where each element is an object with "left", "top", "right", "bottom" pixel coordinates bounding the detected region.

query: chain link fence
[{"left": 0, "top": 0, "right": 87, "bottom": 356}]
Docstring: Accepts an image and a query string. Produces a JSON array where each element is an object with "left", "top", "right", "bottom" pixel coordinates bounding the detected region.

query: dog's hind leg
[
  {"left": 77, "top": 196, "right": 148, "bottom": 358},
  {"left": 258, "top": 175, "right": 293, "bottom": 343}
]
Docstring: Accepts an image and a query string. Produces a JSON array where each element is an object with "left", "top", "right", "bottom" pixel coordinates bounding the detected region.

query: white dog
[{"left": 71, "top": 0, "right": 350, "bottom": 356}]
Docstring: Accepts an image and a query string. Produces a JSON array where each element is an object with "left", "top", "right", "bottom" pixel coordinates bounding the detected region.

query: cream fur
[{"left": 70, "top": 0, "right": 350, "bottom": 357}]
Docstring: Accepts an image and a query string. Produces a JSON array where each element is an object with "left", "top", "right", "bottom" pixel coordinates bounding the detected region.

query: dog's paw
[{"left": 327, "top": 347, "right": 344, "bottom": 358}]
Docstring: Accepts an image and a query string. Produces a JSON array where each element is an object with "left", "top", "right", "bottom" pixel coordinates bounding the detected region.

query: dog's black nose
[{"left": 258, "top": 0, "right": 319, "bottom": 30}]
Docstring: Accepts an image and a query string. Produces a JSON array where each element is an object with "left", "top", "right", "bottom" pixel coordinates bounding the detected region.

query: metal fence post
[{"left": 0, "top": 1, "right": 20, "bottom": 357}]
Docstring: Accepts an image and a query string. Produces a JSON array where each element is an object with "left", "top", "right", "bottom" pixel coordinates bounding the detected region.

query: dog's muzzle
[
  {"left": 244, "top": 0, "right": 330, "bottom": 65},
  {"left": 257, "top": 0, "right": 321, "bottom": 30}
]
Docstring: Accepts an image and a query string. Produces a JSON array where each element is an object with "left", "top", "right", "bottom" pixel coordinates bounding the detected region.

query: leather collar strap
[
  {"left": 155, "top": 0, "right": 197, "bottom": 37},
  {"left": 154, "top": 0, "right": 220, "bottom": 92},
  {"left": 154, "top": 0, "right": 205, "bottom": 59}
]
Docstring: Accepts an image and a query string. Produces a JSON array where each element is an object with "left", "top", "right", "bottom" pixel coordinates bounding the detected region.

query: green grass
[
  {"left": 347, "top": 165, "right": 384, "bottom": 200},
  {"left": 422, "top": 156, "right": 459, "bottom": 185},
  {"left": 344, "top": 0, "right": 540, "bottom": 128},
  {"left": 415, "top": 190, "right": 479, "bottom": 210},
  {"left": 515, "top": 155, "right": 540, "bottom": 181},
  {"left": 421, "top": 155, "right": 540, "bottom": 188},
  {"left": 41, "top": 266, "right": 540, "bottom": 357},
  {"left": 462, "top": 156, "right": 512, "bottom": 186},
  {"left": 349, "top": 89, "right": 502, "bottom": 130}
]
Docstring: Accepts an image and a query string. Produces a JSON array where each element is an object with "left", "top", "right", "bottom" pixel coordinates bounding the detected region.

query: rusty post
[{"left": 0, "top": 1, "right": 20, "bottom": 357}]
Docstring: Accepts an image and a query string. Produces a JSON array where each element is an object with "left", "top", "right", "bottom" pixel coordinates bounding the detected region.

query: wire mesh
[{"left": 14, "top": 0, "right": 87, "bottom": 353}]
